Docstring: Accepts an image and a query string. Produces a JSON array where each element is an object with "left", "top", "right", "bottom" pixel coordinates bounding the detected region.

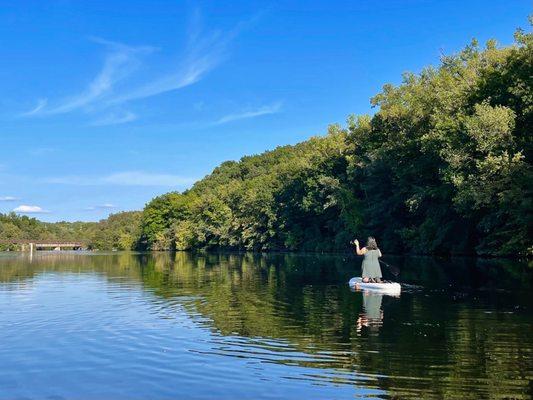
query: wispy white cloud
[
  {"left": 99, "top": 203, "right": 116, "bottom": 208},
  {"left": 103, "top": 172, "right": 195, "bottom": 186},
  {"left": 105, "top": 21, "right": 231, "bottom": 105},
  {"left": 84, "top": 203, "right": 116, "bottom": 211},
  {"left": 45, "top": 171, "right": 196, "bottom": 187},
  {"left": 0, "top": 196, "right": 18, "bottom": 201},
  {"left": 13, "top": 205, "right": 50, "bottom": 214},
  {"left": 215, "top": 102, "right": 283, "bottom": 125},
  {"left": 28, "top": 147, "right": 56, "bottom": 156},
  {"left": 20, "top": 98, "right": 48, "bottom": 116},
  {"left": 91, "top": 111, "right": 137, "bottom": 126},
  {"left": 22, "top": 11, "right": 240, "bottom": 122},
  {"left": 44, "top": 40, "right": 153, "bottom": 115}
]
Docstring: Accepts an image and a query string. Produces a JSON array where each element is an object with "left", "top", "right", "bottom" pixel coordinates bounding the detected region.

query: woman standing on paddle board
[{"left": 352, "top": 237, "right": 382, "bottom": 283}]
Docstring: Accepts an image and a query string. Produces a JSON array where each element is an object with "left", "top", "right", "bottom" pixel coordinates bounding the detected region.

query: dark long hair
[{"left": 366, "top": 237, "right": 378, "bottom": 250}]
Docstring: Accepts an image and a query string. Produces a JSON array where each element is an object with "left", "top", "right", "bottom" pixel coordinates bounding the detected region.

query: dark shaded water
[{"left": 0, "top": 252, "right": 531, "bottom": 399}]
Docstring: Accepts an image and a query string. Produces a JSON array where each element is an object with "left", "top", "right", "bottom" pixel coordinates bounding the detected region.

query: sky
[{"left": 0, "top": 0, "right": 530, "bottom": 222}]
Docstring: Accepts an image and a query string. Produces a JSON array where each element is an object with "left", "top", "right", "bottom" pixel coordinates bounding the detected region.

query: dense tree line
[
  {"left": 0, "top": 211, "right": 141, "bottom": 251},
  {"left": 2, "top": 27, "right": 530, "bottom": 257},
  {"left": 140, "top": 28, "right": 532, "bottom": 257}
]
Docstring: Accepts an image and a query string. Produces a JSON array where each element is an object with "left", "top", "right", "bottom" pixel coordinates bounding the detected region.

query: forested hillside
[
  {"left": 0, "top": 212, "right": 141, "bottom": 251},
  {"left": 139, "top": 28, "right": 532, "bottom": 257},
  {"left": 2, "top": 27, "right": 530, "bottom": 257}
]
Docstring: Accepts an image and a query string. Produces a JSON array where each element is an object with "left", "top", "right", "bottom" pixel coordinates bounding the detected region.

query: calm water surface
[{"left": 0, "top": 252, "right": 531, "bottom": 399}]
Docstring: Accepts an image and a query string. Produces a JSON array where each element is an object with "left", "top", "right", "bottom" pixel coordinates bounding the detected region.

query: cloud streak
[
  {"left": 13, "top": 205, "right": 50, "bottom": 214},
  {"left": 0, "top": 196, "right": 18, "bottom": 201},
  {"left": 20, "top": 99, "right": 48, "bottom": 116},
  {"left": 28, "top": 147, "right": 57, "bottom": 156},
  {"left": 45, "top": 171, "right": 196, "bottom": 187},
  {"left": 22, "top": 12, "right": 239, "bottom": 122},
  {"left": 84, "top": 203, "right": 116, "bottom": 211},
  {"left": 92, "top": 111, "right": 137, "bottom": 126},
  {"left": 39, "top": 39, "right": 153, "bottom": 115},
  {"left": 107, "top": 26, "right": 230, "bottom": 105},
  {"left": 215, "top": 102, "right": 283, "bottom": 125}
]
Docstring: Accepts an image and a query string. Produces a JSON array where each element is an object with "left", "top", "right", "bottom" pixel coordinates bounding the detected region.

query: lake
[{"left": 0, "top": 252, "right": 531, "bottom": 399}]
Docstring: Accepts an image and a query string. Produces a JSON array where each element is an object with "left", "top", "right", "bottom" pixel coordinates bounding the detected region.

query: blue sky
[{"left": 0, "top": 1, "right": 530, "bottom": 222}]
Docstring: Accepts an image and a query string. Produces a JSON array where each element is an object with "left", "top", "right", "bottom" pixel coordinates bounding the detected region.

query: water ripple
[{"left": 0, "top": 252, "right": 531, "bottom": 399}]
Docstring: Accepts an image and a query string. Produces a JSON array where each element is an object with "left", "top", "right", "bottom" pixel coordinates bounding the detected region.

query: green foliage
[
  {"left": 88, "top": 211, "right": 143, "bottom": 250},
  {"left": 0, "top": 212, "right": 94, "bottom": 250},
  {"left": 140, "top": 192, "right": 194, "bottom": 250},
  {"left": 0, "top": 211, "right": 142, "bottom": 251},
  {"left": 140, "top": 26, "right": 532, "bottom": 257},
  {"left": 3, "top": 24, "right": 531, "bottom": 257},
  {"left": 139, "top": 125, "right": 359, "bottom": 252}
]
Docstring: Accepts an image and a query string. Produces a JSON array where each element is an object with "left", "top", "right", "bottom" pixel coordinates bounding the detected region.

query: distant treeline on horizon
[{"left": 1, "top": 26, "right": 531, "bottom": 258}]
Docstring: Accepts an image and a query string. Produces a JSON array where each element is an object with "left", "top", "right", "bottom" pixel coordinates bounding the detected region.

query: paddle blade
[{"left": 388, "top": 265, "right": 400, "bottom": 276}]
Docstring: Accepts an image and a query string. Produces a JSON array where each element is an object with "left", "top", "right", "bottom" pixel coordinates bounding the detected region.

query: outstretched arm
[{"left": 353, "top": 239, "right": 366, "bottom": 256}]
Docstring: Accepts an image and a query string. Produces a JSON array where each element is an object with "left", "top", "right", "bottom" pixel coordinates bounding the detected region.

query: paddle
[{"left": 379, "top": 260, "right": 400, "bottom": 277}]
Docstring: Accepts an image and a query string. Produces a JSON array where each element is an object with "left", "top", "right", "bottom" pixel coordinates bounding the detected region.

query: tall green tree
[{"left": 139, "top": 24, "right": 532, "bottom": 257}]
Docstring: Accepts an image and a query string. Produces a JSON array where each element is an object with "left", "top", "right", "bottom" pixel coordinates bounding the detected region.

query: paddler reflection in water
[
  {"left": 352, "top": 237, "right": 382, "bottom": 283},
  {"left": 357, "top": 293, "right": 384, "bottom": 332}
]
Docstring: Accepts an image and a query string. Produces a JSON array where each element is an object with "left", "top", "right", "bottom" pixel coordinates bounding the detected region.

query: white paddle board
[{"left": 349, "top": 277, "right": 401, "bottom": 295}]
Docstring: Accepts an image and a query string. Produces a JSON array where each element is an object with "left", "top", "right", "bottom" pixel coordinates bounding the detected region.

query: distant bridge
[{"left": 0, "top": 240, "right": 86, "bottom": 251}]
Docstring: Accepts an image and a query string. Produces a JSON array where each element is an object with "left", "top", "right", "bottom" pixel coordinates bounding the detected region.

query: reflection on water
[
  {"left": 356, "top": 293, "right": 384, "bottom": 333},
  {"left": 0, "top": 252, "right": 531, "bottom": 399}
]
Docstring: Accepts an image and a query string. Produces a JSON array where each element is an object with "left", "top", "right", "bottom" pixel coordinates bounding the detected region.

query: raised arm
[{"left": 353, "top": 239, "right": 366, "bottom": 256}]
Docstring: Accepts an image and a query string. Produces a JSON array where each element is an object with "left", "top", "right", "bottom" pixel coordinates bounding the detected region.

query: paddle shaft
[{"left": 379, "top": 260, "right": 400, "bottom": 276}]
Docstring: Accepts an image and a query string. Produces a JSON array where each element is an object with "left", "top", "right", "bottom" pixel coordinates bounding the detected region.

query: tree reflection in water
[{"left": 0, "top": 251, "right": 531, "bottom": 399}]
